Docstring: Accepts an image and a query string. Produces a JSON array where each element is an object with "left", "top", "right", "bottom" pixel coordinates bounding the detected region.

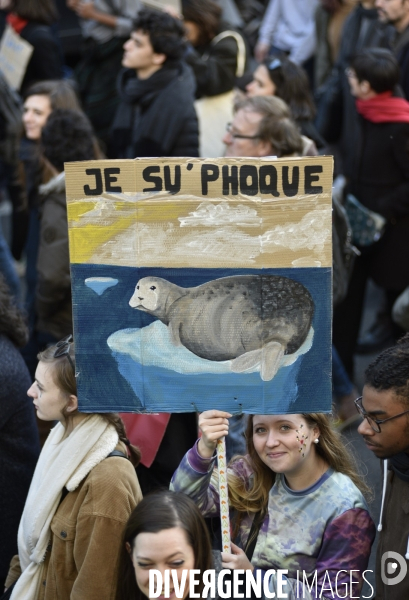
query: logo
[{"left": 381, "top": 551, "right": 408, "bottom": 586}]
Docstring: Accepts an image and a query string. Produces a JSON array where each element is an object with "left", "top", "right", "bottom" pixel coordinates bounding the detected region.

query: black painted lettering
[
  {"left": 282, "top": 166, "right": 299, "bottom": 197},
  {"left": 304, "top": 165, "right": 323, "bottom": 194},
  {"left": 142, "top": 166, "right": 163, "bottom": 192},
  {"left": 164, "top": 165, "right": 181, "bottom": 194},
  {"left": 259, "top": 165, "right": 280, "bottom": 197},
  {"left": 84, "top": 168, "right": 103, "bottom": 196},
  {"left": 239, "top": 165, "right": 258, "bottom": 196},
  {"left": 104, "top": 167, "right": 122, "bottom": 192},
  {"left": 222, "top": 165, "right": 238, "bottom": 195},
  {"left": 201, "top": 164, "right": 219, "bottom": 195}
]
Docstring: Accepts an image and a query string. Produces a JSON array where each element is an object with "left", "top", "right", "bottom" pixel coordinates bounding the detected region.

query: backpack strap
[
  {"left": 211, "top": 30, "right": 246, "bottom": 78},
  {"left": 244, "top": 510, "right": 263, "bottom": 561},
  {"left": 106, "top": 450, "right": 129, "bottom": 459},
  {"left": 57, "top": 450, "right": 128, "bottom": 509}
]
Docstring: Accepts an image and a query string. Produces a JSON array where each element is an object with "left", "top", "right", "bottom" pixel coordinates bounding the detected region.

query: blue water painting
[{"left": 71, "top": 265, "right": 332, "bottom": 414}]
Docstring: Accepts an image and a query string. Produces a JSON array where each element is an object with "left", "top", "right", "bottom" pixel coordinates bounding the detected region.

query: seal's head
[
  {"left": 129, "top": 276, "right": 185, "bottom": 319},
  {"left": 129, "top": 277, "right": 162, "bottom": 312}
]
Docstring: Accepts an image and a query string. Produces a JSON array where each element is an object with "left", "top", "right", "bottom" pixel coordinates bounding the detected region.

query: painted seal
[{"left": 129, "top": 275, "right": 314, "bottom": 381}]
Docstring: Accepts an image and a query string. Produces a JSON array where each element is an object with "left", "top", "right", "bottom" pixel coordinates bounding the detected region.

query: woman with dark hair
[
  {"left": 180, "top": 0, "right": 248, "bottom": 157},
  {"left": 4, "top": 336, "right": 142, "bottom": 599},
  {"left": 34, "top": 108, "right": 97, "bottom": 344},
  {"left": 246, "top": 57, "right": 326, "bottom": 150},
  {"left": 7, "top": 0, "right": 63, "bottom": 94},
  {"left": 12, "top": 79, "right": 81, "bottom": 267},
  {"left": 15, "top": 87, "right": 100, "bottom": 376},
  {"left": 118, "top": 490, "right": 213, "bottom": 600},
  {"left": 182, "top": 0, "right": 248, "bottom": 98},
  {"left": 171, "top": 410, "right": 375, "bottom": 599},
  {"left": 0, "top": 275, "right": 40, "bottom": 593}
]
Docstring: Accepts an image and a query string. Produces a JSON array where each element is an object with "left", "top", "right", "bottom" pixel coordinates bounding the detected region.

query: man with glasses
[
  {"left": 356, "top": 334, "right": 409, "bottom": 599},
  {"left": 222, "top": 95, "right": 304, "bottom": 158}
]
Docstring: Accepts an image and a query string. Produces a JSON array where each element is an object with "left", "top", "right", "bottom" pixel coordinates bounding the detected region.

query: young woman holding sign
[
  {"left": 4, "top": 336, "right": 142, "bottom": 600},
  {"left": 171, "top": 410, "right": 376, "bottom": 599}
]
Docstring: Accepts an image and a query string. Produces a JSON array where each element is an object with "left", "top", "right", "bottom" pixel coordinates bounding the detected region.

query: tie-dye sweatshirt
[{"left": 170, "top": 441, "right": 376, "bottom": 600}]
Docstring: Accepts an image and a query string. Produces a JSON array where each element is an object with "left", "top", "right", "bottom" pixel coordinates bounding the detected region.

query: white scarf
[{"left": 11, "top": 415, "right": 118, "bottom": 600}]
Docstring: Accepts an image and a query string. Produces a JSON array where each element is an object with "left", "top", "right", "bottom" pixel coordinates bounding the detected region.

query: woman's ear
[
  {"left": 312, "top": 424, "right": 321, "bottom": 442},
  {"left": 65, "top": 394, "right": 79, "bottom": 413},
  {"left": 125, "top": 541, "right": 132, "bottom": 555}
]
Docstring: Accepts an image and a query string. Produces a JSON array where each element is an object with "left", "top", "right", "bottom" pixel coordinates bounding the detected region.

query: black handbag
[{"left": 0, "top": 582, "right": 15, "bottom": 600}]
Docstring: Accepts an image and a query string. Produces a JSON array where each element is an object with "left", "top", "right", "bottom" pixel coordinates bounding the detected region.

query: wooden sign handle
[{"left": 217, "top": 437, "right": 231, "bottom": 553}]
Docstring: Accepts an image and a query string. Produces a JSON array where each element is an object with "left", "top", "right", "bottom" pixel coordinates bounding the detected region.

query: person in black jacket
[
  {"left": 377, "top": 0, "right": 409, "bottom": 99},
  {"left": 7, "top": 0, "right": 64, "bottom": 95},
  {"left": 333, "top": 48, "right": 409, "bottom": 378},
  {"left": 181, "top": 0, "right": 248, "bottom": 99},
  {"left": 316, "top": 0, "right": 392, "bottom": 177},
  {"left": 110, "top": 9, "right": 199, "bottom": 159},
  {"left": 356, "top": 334, "right": 409, "bottom": 600},
  {"left": 0, "top": 275, "right": 40, "bottom": 592}
]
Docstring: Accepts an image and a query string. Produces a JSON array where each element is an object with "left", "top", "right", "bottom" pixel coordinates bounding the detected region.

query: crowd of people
[{"left": 1, "top": 0, "right": 409, "bottom": 599}]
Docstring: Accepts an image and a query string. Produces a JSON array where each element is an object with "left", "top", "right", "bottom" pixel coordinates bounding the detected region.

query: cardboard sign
[
  {"left": 142, "top": 0, "right": 181, "bottom": 14},
  {"left": 0, "top": 26, "right": 33, "bottom": 90},
  {"left": 65, "top": 156, "right": 333, "bottom": 414}
]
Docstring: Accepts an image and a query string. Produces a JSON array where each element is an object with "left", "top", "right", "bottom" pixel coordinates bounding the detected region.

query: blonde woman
[{"left": 171, "top": 410, "right": 375, "bottom": 599}]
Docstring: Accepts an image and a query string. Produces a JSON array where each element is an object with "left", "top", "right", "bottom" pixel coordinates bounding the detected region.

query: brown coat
[{"left": 5, "top": 442, "right": 142, "bottom": 599}]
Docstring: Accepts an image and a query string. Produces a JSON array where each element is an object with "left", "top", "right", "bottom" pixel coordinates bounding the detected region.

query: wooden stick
[{"left": 217, "top": 437, "right": 231, "bottom": 553}]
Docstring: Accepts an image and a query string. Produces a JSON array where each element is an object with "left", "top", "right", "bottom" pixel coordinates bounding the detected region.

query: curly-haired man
[{"left": 110, "top": 9, "right": 199, "bottom": 159}]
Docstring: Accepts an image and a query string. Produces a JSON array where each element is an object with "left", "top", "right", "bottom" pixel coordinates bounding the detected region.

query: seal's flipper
[
  {"left": 231, "top": 349, "right": 262, "bottom": 373},
  {"left": 261, "top": 342, "right": 285, "bottom": 381}
]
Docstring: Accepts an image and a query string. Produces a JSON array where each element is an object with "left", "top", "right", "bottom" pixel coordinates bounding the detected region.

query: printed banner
[{"left": 65, "top": 156, "right": 333, "bottom": 414}]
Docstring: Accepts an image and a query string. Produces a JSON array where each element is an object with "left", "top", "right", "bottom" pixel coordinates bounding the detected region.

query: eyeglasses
[
  {"left": 225, "top": 122, "right": 260, "bottom": 140},
  {"left": 54, "top": 334, "right": 75, "bottom": 373},
  {"left": 354, "top": 396, "right": 409, "bottom": 433},
  {"left": 267, "top": 58, "right": 282, "bottom": 72}
]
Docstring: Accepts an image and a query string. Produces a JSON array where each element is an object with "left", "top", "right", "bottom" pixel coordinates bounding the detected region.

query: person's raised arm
[
  {"left": 170, "top": 410, "right": 231, "bottom": 517},
  {"left": 198, "top": 410, "right": 230, "bottom": 458}
]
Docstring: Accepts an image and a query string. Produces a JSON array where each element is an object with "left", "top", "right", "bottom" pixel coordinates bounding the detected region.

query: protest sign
[
  {"left": 65, "top": 156, "right": 333, "bottom": 414},
  {"left": 0, "top": 25, "right": 33, "bottom": 90}
]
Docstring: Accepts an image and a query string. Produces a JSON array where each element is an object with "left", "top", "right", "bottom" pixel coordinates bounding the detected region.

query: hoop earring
[{"left": 314, "top": 438, "right": 319, "bottom": 444}]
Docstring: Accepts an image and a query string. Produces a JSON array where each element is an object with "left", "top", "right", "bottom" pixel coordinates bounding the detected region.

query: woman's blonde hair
[
  {"left": 37, "top": 341, "right": 141, "bottom": 466},
  {"left": 227, "top": 413, "right": 370, "bottom": 523}
]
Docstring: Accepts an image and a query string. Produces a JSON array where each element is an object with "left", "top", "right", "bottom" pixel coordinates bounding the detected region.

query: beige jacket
[{"left": 6, "top": 442, "right": 141, "bottom": 599}]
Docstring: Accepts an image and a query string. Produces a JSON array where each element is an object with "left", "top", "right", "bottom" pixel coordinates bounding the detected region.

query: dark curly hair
[
  {"left": 41, "top": 109, "right": 95, "bottom": 172},
  {"left": 0, "top": 274, "right": 28, "bottom": 347},
  {"left": 365, "top": 334, "right": 409, "bottom": 402},
  {"left": 133, "top": 9, "right": 186, "bottom": 60}
]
